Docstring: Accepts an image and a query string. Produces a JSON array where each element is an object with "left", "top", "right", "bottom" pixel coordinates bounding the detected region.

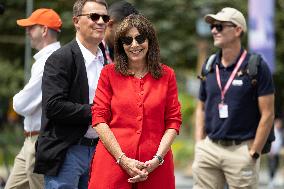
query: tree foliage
[
  {"left": 0, "top": 60, "right": 23, "bottom": 99},
  {"left": 0, "top": 0, "right": 283, "bottom": 106},
  {"left": 0, "top": 0, "right": 248, "bottom": 68}
]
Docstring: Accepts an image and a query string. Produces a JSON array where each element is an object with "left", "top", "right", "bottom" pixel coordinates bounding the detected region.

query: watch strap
[{"left": 153, "top": 154, "right": 164, "bottom": 165}]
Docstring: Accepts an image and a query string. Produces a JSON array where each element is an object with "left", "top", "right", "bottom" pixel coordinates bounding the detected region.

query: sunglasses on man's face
[
  {"left": 210, "top": 23, "right": 236, "bottom": 32},
  {"left": 120, "top": 35, "right": 147, "bottom": 46},
  {"left": 78, "top": 13, "right": 110, "bottom": 23}
]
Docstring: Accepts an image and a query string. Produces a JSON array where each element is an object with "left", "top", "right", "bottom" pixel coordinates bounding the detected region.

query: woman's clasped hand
[{"left": 118, "top": 155, "right": 160, "bottom": 183}]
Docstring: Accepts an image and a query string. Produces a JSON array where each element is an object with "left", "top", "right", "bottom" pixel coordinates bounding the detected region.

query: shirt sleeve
[
  {"left": 92, "top": 65, "right": 112, "bottom": 126},
  {"left": 198, "top": 80, "right": 207, "bottom": 102},
  {"left": 13, "top": 63, "right": 43, "bottom": 116},
  {"left": 256, "top": 57, "right": 275, "bottom": 96},
  {"left": 164, "top": 68, "right": 182, "bottom": 134},
  {"left": 198, "top": 62, "right": 207, "bottom": 102}
]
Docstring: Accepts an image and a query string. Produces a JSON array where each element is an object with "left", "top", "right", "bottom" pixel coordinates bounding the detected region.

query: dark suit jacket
[{"left": 34, "top": 39, "right": 93, "bottom": 176}]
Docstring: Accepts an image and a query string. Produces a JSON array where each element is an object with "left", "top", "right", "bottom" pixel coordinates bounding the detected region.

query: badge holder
[{"left": 218, "top": 102, "right": 228, "bottom": 118}]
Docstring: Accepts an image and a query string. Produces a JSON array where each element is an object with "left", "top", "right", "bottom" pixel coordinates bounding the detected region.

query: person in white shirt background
[{"left": 4, "top": 8, "right": 62, "bottom": 189}]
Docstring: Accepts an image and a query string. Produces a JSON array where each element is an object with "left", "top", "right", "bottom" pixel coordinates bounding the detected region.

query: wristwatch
[
  {"left": 251, "top": 152, "right": 260, "bottom": 160},
  {"left": 153, "top": 154, "right": 164, "bottom": 165}
]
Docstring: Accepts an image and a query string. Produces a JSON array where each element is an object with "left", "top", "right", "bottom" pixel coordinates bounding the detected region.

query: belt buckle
[
  {"left": 235, "top": 140, "right": 242, "bottom": 145},
  {"left": 25, "top": 131, "right": 32, "bottom": 138},
  {"left": 220, "top": 140, "right": 231, "bottom": 146}
]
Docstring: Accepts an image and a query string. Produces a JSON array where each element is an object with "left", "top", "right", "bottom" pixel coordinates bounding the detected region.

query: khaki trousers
[
  {"left": 5, "top": 135, "right": 44, "bottom": 189},
  {"left": 192, "top": 137, "right": 260, "bottom": 189}
]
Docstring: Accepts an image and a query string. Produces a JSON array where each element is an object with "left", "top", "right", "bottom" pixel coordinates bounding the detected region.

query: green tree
[{"left": 0, "top": 60, "right": 23, "bottom": 99}]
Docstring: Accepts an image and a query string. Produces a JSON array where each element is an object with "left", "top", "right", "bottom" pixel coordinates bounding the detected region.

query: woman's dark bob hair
[{"left": 114, "top": 14, "right": 163, "bottom": 79}]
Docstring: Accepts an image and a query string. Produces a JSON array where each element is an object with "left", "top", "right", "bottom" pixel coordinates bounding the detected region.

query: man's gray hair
[{"left": 73, "top": 0, "right": 108, "bottom": 16}]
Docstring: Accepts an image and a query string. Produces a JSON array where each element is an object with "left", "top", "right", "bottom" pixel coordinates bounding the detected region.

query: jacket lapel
[{"left": 70, "top": 39, "right": 89, "bottom": 104}]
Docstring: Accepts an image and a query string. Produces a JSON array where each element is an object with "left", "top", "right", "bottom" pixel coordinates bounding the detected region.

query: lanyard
[
  {"left": 215, "top": 50, "right": 247, "bottom": 102},
  {"left": 102, "top": 41, "right": 113, "bottom": 64}
]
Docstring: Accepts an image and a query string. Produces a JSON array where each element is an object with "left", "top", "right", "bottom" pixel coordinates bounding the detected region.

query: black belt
[
  {"left": 77, "top": 137, "right": 99, "bottom": 147},
  {"left": 211, "top": 139, "right": 242, "bottom": 146}
]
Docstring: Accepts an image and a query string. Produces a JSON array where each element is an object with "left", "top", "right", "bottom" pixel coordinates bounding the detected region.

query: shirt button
[
  {"left": 136, "top": 130, "right": 141, "bottom": 134},
  {"left": 137, "top": 116, "right": 142, "bottom": 121}
]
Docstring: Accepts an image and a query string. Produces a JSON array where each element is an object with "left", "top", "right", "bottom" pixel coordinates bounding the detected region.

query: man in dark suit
[{"left": 34, "top": 0, "right": 109, "bottom": 188}]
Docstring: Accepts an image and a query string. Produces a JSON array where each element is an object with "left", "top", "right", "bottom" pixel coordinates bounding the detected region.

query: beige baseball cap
[{"left": 204, "top": 7, "right": 247, "bottom": 33}]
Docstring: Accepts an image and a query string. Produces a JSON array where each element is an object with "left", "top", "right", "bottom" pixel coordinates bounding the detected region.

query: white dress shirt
[
  {"left": 76, "top": 38, "right": 104, "bottom": 138},
  {"left": 13, "top": 42, "right": 61, "bottom": 132}
]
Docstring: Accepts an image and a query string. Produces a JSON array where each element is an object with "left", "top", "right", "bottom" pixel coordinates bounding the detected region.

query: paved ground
[
  {"left": 175, "top": 169, "right": 284, "bottom": 189},
  {"left": 1, "top": 166, "right": 283, "bottom": 188}
]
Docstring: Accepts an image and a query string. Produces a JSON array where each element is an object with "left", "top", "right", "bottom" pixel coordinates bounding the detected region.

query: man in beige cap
[
  {"left": 5, "top": 8, "right": 61, "bottom": 189},
  {"left": 192, "top": 7, "right": 275, "bottom": 188}
]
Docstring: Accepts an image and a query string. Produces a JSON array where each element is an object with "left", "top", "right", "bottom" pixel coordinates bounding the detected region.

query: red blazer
[{"left": 89, "top": 64, "right": 182, "bottom": 189}]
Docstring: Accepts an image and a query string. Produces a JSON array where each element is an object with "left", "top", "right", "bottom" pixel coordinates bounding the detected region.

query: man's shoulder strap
[
  {"left": 197, "top": 54, "right": 216, "bottom": 81},
  {"left": 200, "top": 54, "right": 216, "bottom": 77},
  {"left": 247, "top": 53, "right": 261, "bottom": 86},
  {"left": 204, "top": 54, "right": 216, "bottom": 74},
  {"left": 247, "top": 53, "right": 261, "bottom": 77},
  {"left": 198, "top": 53, "right": 261, "bottom": 82}
]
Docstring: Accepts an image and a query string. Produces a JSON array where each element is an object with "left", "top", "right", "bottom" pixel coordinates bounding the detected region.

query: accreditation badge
[{"left": 218, "top": 103, "right": 228, "bottom": 118}]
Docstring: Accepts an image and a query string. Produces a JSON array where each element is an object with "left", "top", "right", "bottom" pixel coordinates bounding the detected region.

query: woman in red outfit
[{"left": 89, "top": 14, "right": 182, "bottom": 189}]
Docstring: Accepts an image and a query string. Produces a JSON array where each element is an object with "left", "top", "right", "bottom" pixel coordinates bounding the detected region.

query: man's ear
[
  {"left": 42, "top": 25, "right": 48, "bottom": 37},
  {"left": 235, "top": 26, "right": 243, "bottom": 37},
  {"left": 73, "top": 16, "right": 79, "bottom": 30}
]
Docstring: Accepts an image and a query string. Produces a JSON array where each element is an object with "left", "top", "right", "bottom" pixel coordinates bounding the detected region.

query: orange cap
[{"left": 17, "top": 8, "right": 62, "bottom": 32}]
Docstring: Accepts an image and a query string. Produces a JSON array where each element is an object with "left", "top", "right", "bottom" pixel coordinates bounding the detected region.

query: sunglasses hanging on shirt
[
  {"left": 120, "top": 35, "right": 147, "bottom": 46},
  {"left": 78, "top": 13, "right": 110, "bottom": 23}
]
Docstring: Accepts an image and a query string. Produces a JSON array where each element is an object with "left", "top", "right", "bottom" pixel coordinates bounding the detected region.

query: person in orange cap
[
  {"left": 16, "top": 8, "right": 62, "bottom": 50},
  {"left": 5, "top": 8, "right": 62, "bottom": 189}
]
